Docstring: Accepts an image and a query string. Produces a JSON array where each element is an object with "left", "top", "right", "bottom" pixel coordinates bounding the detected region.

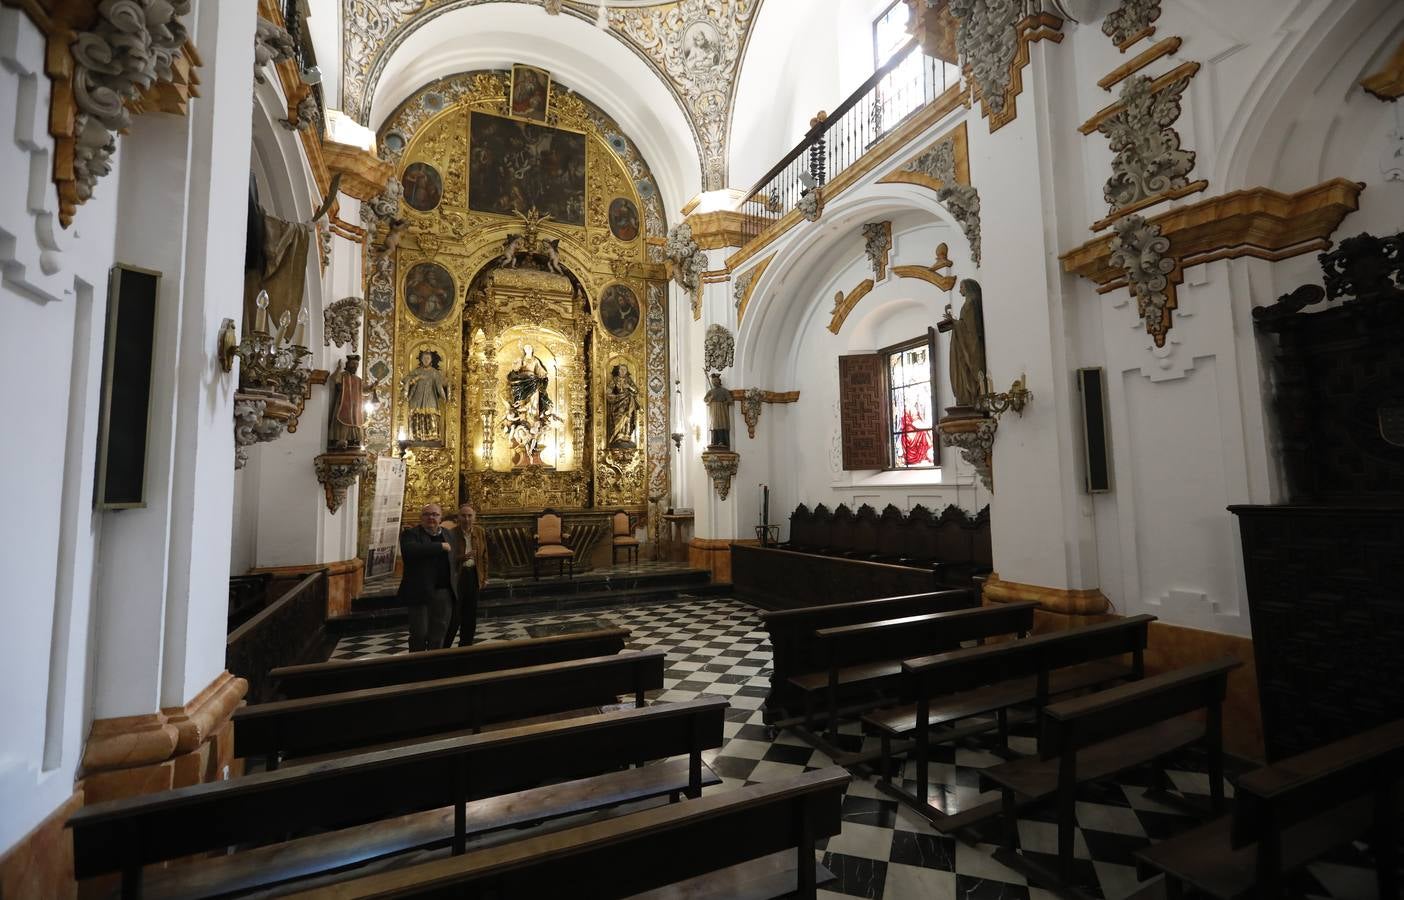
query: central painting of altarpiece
[{"left": 359, "top": 70, "right": 671, "bottom": 554}]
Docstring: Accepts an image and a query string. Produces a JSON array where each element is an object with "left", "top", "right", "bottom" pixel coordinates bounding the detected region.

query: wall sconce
[
  {"left": 977, "top": 375, "right": 1033, "bottom": 420},
  {"left": 670, "top": 379, "right": 684, "bottom": 451}
]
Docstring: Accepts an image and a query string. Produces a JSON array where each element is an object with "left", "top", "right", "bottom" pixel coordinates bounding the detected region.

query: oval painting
[
  {"left": 401, "top": 162, "right": 442, "bottom": 212},
  {"left": 599, "top": 283, "right": 641, "bottom": 339},
  {"left": 607, "top": 197, "right": 639, "bottom": 242},
  {"left": 404, "top": 262, "right": 456, "bottom": 324}
]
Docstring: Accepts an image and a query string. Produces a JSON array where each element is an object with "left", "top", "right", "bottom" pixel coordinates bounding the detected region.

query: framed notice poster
[{"left": 365, "top": 457, "right": 407, "bottom": 578}]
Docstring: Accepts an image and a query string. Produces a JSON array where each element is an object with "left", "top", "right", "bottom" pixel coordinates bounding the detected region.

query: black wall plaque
[{"left": 95, "top": 265, "right": 160, "bottom": 509}]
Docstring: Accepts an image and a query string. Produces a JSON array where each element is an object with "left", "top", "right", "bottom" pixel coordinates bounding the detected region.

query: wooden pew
[
  {"left": 866, "top": 614, "right": 1154, "bottom": 829},
  {"left": 789, "top": 601, "right": 1039, "bottom": 757},
  {"left": 276, "top": 767, "right": 853, "bottom": 900},
  {"left": 984, "top": 658, "right": 1241, "bottom": 888},
  {"left": 269, "top": 627, "right": 631, "bottom": 699},
  {"left": 235, "top": 650, "right": 665, "bottom": 767},
  {"left": 760, "top": 588, "right": 975, "bottom": 725},
  {"left": 1134, "top": 718, "right": 1404, "bottom": 899},
  {"left": 68, "top": 698, "right": 727, "bottom": 899}
]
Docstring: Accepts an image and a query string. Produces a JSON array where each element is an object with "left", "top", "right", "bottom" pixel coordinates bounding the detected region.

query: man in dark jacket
[{"left": 398, "top": 503, "right": 456, "bottom": 651}]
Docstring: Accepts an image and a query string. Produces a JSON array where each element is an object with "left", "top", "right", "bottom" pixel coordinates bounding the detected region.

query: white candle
[
  {"left": 254, "top": 290, "right": 270, "bottom": 333},
  {"left": 292, "top": 308, "right": 307, "bottom": 346}
]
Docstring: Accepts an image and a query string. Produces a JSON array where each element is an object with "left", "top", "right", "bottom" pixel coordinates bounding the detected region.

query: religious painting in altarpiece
[{"left": 358, "top": 70, "right": 671, "bottom": 553}]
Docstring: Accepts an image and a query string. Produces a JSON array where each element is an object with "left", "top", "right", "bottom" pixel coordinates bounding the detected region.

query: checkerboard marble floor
[{"left": 331, "top": 597, "right": 1386, "bottom": 899}]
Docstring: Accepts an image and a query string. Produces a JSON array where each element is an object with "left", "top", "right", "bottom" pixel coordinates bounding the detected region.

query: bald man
[{"left": 397, "top": 503, "right": 457, "bottom": 652}]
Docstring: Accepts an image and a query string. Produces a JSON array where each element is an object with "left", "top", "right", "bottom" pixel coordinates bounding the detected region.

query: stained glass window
[{"left": 886, "top": 340, "right": 936, "bottom": 469}]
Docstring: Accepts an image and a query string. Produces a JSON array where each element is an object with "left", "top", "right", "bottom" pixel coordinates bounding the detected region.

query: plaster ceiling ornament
[
  {"left": 1100, "top": 0, "right": 1159, "bottom": 48},
  {"left": 282, "top": 92, "right": 320, "bottom": 132},
  {"left": 740, "top": 387, "right": 763, "bottom": 439},
  {"left": 1108, "top": 213, "right": 1177, "bottom": 346},
  {"left": 69, "top": 0, "right": 193, "bottom": 207},
  {"left": 948, "top": 0, "right": 1024, "bottom": 115},
  {"left": 323, "top": 296, "right": 365, "bottom": 348},
  {"left": 1099, "top": 73, "right": 1195, "bottom": 213},
  {"left": 797, "top": 186, "right": 823, "bottom": 222},
  {"left": 314, "top": 451, "right": 374, "bottom": 513},
  {"left": 862, "top": 221, "right": 893, "bottom": 282},
  {"left": 254, "top": 15, "right": 296, "bottom": 84},
  {"left": 700, "top": 448, "right": 739, "bottom": 500},
  {"left": 703, "top": 324, "right": 734, "bottom": 372},
  {"left": 732, "top": 266, "right": 755, "bottom": 310}
]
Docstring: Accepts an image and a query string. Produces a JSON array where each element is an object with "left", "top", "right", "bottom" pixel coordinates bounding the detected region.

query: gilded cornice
[
  {"left": 321, "top": 139, "right": 396, "bottom": 200},
  {"left": 1362, "top": 39, "right": 1404, "bottom": 101},
  {"left": 342, "top": 0, "right": 760, "bottom": 188}
]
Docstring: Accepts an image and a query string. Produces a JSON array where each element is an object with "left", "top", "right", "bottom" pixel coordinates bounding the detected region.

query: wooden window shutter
[{"left": 839, "top": 353, "right": 888, "bottom": 470}]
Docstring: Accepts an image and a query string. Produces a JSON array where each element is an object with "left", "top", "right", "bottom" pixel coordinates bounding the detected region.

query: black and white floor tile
[{"left": 331, "top": 598, "right": 1385, "bottom": 900}]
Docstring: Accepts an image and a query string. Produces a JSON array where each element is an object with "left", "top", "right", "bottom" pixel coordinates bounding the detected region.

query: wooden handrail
[
  {"left": 227, "top": 570, "right": 325, "bottom": 647},
  {"left": 744, "top": 36, "right": 922, "bottom": 200}
]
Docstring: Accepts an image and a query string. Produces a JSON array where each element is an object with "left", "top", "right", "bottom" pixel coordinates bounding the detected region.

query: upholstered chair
[
  {"left": 611, "top": 510, "right": 639, "bottom": 565},
  {"left": 533, "top": 508, "right": 574, "bottom": 579}
]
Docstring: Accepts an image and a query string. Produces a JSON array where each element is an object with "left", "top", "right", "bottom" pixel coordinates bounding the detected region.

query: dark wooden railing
[
  {"left": 227, "top": 570, "right": 328, "bottom": 704},
  {"left": 739, "top": 39, "right": 962, "bottom": 244}
]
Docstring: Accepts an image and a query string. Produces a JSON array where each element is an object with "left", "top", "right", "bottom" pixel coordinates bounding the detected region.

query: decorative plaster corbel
[
  {"left": 1101, "top": 0, "right": 1160, "bottom": 50},
  {"left": 939, "top": 414, "right": 997, "bottom": 492},
  {"left": 701, "top": 449, "right": 740, "bottom": 501},
  {"left": 253, "top": 16, "right": 295, "bottom": 84},
  {"left": 313, "top": 451, "right": 373, "bottom": 514},
  {"left": 1107, "top": 214, "right": 1177, "bottom": 346},
  {"left": 665, "top": 222, "right": 708, "bottom": 319}
]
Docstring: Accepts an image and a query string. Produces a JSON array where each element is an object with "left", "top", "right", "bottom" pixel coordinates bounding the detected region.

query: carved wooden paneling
[
  {"left": 1232, "top": 505, "right": 1404, "bottom": 762},
  {"left": 839, "top": 353, "right": 888, "bottom": 470}
]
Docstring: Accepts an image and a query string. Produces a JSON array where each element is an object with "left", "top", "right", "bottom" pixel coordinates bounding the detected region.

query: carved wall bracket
[
  {"left": 321, "top": 140, "right": 396, "bottom": 201},
  {"left": 701, "top": 449, "right": 740, "bottom": 501},
  {"left": 234, "top": 391, "right": 297, "bottom": 469},
  {"left": 797, "top": 187, "right": 824, "bottom": 223},
  {"left": 2, "top": 0, "right": 199, "bottom": 228},
  {"left": 894, "top": 242, "right": 957, "bottom": 292},
  {"left": 938, "top": 412, "right": 996, "bottom": 492},
  {"left": 1107, "top": 214, "right": 1178, "bottom": 345},
  {"left": 1061, "top": 179, "right": 1366, "bottom": 346},
  {"left": 314, "top": 450, "right": 374, "bottom": 514},
  {"left": 827, "top": 279, "right": 876, "bottom": 334},
  {"left": 666, "top": 222, "right": 708, "bottom": 320},
  {"left": 727, "top": 388, "right": 799, "bottom": 439},
  {"left": 862, "top": 221, "right": 893, "bottom": 282}
]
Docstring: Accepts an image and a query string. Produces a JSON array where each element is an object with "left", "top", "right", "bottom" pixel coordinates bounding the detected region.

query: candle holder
[
  {"left": 231, "top": 303, "right": 314, "bottom": 469},
  {"left": 754, "top": 524, "right": 780, "bottom": 547}
]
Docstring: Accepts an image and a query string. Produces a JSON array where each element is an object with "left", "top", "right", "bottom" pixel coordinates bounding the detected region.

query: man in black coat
[{"left": 398, "top": 503, "right": 457, "bottom": 651}]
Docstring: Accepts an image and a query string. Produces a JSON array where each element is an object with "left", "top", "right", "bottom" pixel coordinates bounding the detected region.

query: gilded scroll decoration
[{"left": 1099, "top": 73, "right": 1195, "bottom": 213}]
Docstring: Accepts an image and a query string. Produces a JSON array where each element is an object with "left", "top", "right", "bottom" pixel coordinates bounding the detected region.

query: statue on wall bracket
[
  {"left": 404, "top": 349, "right": 448, "bottom": 444},
  {"left": 606, "top": 363, "right": 641, "bottom": 449},
  {"left": 937, "top": 277, "right": 995, "bottom": 490}
]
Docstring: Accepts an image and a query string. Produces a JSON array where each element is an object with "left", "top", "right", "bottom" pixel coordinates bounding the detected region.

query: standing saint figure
[
  {"left": 703, "top": 372, "right": 733, "bottom": 449},
  {"left": 605, "top": 364, "right": 640, "bottom": 449},
  {"left": 947, "top": 278, "right": 987, "bottom": 410},
  {"left": 503, "top": 344, "right": 558, "bottom": 465},
  {"left": 900, "top": 405, "right": 932, "bottom": 466},
  {"left": 327, "top": 354, "right": 365, "bottom": 450},
  {"left": 404, "top": 350, "right": 448, "bottom": 442}
]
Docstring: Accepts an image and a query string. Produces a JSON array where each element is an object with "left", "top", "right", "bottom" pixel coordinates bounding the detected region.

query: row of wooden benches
[
  {"left": 758, "top": 588, "right": 1403, "bottom": 898},
  {"left": 67, "top": 629, "right": 848, "bottom": 898}
]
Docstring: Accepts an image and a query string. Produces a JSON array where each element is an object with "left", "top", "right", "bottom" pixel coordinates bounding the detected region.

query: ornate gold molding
[
  {"left": 733, "top": 252, "right": 774, "bottom": 324},
  {"left": 1098, "top": 36, "right": 1181, "bottom": 91},
  {"left": 683, "top": 210, "right": 760, "bottom": 250},
  {"left": 971, "top": 13, "right": 1065, "bottom": 133},
  {"left": 1079, "top": 60, "right": 1200, "bottom": 135},
  {"left": 1362, "top": 39, "right": 1404, "bottom": 101},
  {"left": 894, "top": 241, "right": 957, "bottom": 292},
  {"left": 1, "top": 0, "right": 201, "bottom": 227},
  {"left": 322, "top": 139, "right": 395, "bottom": 201},
  {"left": 725, "top": 83, "right": 970, "bottom": 274},
  {"left": 827, "top": 279, "right": 875, "bottom": 334},
  {"left": 1061, "top": 179, "right": 1365, "bottom": 287},
  {"left": 981, "top": 572, "right": 1110, "bottom": 616}
]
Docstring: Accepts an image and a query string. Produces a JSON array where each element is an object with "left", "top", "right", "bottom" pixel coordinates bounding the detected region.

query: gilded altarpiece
[{"left": 358, "top": 70, "right": 670, "bottom": 559}]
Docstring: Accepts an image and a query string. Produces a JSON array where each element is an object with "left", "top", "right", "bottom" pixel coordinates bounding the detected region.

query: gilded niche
[{"left": 361, "top": 69, "right": 669, "bottom": 542}]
